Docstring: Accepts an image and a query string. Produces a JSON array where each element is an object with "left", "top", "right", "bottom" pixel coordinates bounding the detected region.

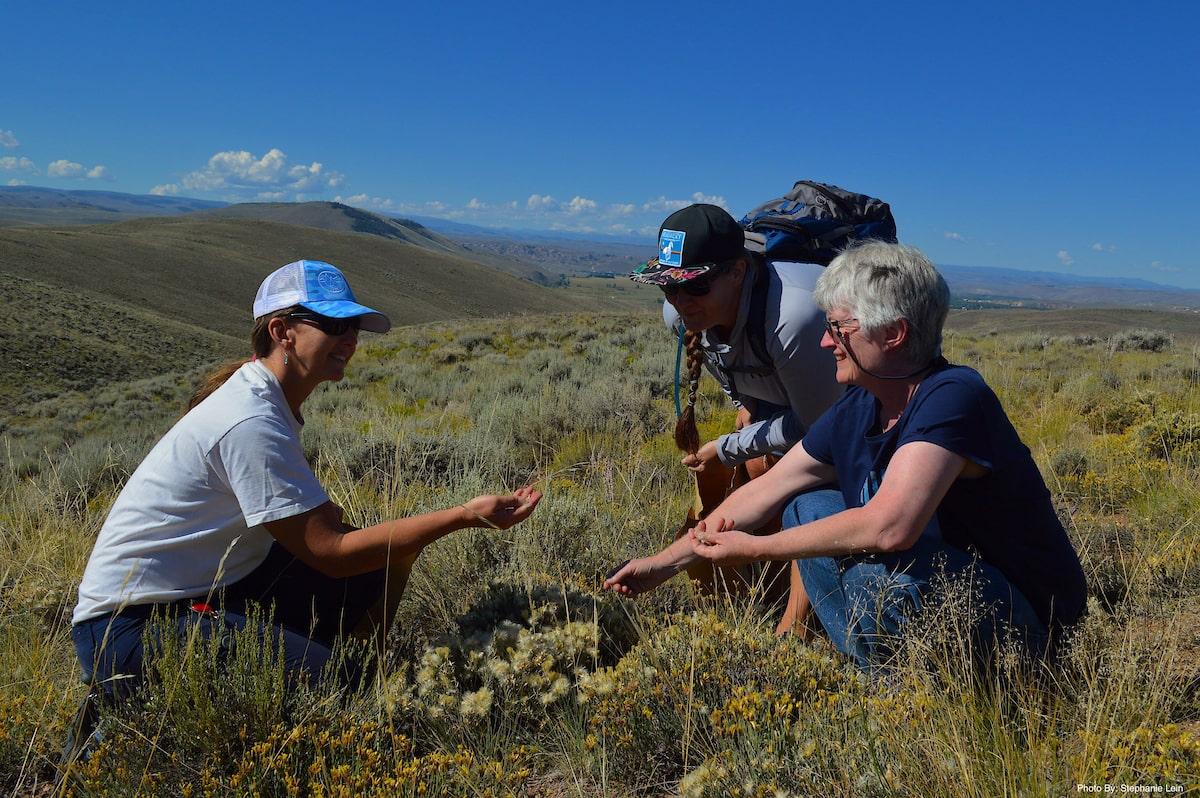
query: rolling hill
[
  {"left": 188, "top": 202, "right": 461, "bottom": 252},
  {"left": 0, "top": 216, "right": 590, "bottom": 415},
  {"left": 184, "top": 201, "right": 552, "bottom": 283}
]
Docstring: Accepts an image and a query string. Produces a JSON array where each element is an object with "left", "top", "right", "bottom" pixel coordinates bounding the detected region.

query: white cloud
[
  {"left": 641, "top": 196, "right": 689, "bottom": 213},
  {"left": 255, "top": 191, "right": 287, "bottom": 201},
  {"left": 176, "top": 148, "right": 345, "bottom": 198},
  {"left": 566, "top": 195, "right": 597, "bottom": 214},
  {"left": 1057, "top": 250, "right": 1074, "bottom": 266},
  {"left": 150, "top": 183, "right": 179, "bottom": 196},
  {"left": 466, "top": 197, "right": 487, "bottom": 210},
  {"left": 1150, "top": 260, "right": 1180, "bottom": 273},
  {"left": 1091, "top": 242, "right": 1117, "bottom": 253},
  {"left": 689, "top": 191, "right": 728, "bottom": 208},
  {"left": 333, "top": 193, "right": 399, "bottom": 212},
  {"left": 944, "top": 231, "right": 966, "bottom": 242},
  {"left": 642, "top": 191, "right": 728, "bottom": 214},
  {"left": 527, "top": 193, "right": 557, "bottom": 210},
  {"left": 0, "top": 156, "right": 37, "bottom": 173},
  {"left": 48, "top": 159, "right": 85, "bottom": 178},
  {"left": 610, "top": 203, "right": 636, "bottom": 216},
  {"left": 0, "top": 130, "right": 18, "bottom": 149},
  {"left": 7, "top": 178, "right": 25, "bottom": 186},
  {"left": 47, "top": 159, "right": 111, "bottom": 180}
]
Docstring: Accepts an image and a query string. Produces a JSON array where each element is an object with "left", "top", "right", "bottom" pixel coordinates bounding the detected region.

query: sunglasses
[
  {"left": 288, "top": 310, "right": 360, "bottom": 336},
  {"left": 659, "top": 263, "right": 730, "bottom": 298}
]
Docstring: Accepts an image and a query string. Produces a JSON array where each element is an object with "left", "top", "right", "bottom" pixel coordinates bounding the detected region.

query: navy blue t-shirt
[{"left": 802, "top": 360, "right": 1086, "bottom": 630}]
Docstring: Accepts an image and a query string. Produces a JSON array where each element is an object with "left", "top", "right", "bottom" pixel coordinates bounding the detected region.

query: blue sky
[{"left": 2, "top": 0, "right": 1197, "bottom": 285}]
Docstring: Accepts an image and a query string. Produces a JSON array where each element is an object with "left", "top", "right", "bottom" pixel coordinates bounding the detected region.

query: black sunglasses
[
  {"left": 659, "top": 263, "right": 731, "bottom": 298},
  {"left": 288, "top": 310, "right": 360, "bottom": 336}
]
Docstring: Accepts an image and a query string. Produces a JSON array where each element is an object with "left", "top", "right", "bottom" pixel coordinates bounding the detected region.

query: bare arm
[
  {"left": 693, "top": 442, "right": 973, "bottom": 564},
  {"left": 604, "top": 442, "right": 835, "bottom": 596},
  {"left": 702, "top": 439, "right": 838, "bottom": 533},
  {"left": 265, "top": 488, "right": 541, "bottom": 578}
]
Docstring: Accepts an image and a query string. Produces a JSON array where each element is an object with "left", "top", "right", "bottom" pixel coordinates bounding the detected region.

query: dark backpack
[{"left": 726, "top": 181, "right": 897, "bottom": 383}]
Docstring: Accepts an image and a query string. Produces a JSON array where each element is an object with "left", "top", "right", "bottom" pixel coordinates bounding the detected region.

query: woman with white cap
[{"left": 70, "top": 259, "right": 542, "bottom": 699}]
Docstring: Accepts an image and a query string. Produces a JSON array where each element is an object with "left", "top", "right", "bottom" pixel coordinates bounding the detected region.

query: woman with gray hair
[{"left": 684, "top": 241, "right": 1086, "bottom": 668}]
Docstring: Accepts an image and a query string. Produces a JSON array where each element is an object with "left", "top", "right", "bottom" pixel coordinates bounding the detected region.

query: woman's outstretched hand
[
  {"left": 603, "top": 556, "right": 675, "bottom": 597},
  {"left": 462, "top": 486, "right": 542, "bottom": 530}
]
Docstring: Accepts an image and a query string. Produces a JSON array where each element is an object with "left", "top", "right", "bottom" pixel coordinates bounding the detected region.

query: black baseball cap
[{"left": 629, "top": 204, "right": 749, "bottom": 286}]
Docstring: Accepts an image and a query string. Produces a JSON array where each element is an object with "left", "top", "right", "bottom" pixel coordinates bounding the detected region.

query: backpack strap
[{"left": 723, "top": 261, "right": 775, "bottom": 378}]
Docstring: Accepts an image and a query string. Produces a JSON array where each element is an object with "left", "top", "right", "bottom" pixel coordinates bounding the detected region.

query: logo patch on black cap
[{"left": 659, "top": 229, "right": 684, "bottom": 267}]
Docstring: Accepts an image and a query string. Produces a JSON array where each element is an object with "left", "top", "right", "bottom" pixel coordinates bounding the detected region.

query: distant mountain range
[
  {"left": 0, "top": 185, "right": 226, "bottom": 225},
  {"left": 2, "top": 186, "right": 1196, "bottom": 310},
  {"left": 938, "top": 264, "right": 1200, "bottom": 311},
  {"left": 402, "top": 214, "right": 643, "bottom": 245}
]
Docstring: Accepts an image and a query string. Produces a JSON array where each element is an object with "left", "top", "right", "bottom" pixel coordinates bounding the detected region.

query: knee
[{"left": 783, "top": 488, "right": 844, "bottom": 528}]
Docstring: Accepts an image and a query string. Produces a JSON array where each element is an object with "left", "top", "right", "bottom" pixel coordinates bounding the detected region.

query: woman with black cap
[{"left": 605, "top": 196, "right": 890, "bottom": 634}]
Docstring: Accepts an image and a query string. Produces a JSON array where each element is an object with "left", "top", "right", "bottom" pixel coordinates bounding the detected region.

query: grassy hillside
[
  {"left": 0, "top": 274, "right": 241, "bottom": 413},
  {"left": 2, "top": 313, "right": 1198, "bottom": 793},
  {"left": 947, "top": 307, "right": 1200, "bottom": 343},
  {"left": 0, "top": 217, "right": 592, "bottom": 414},
  {"left": 188, "top": 201, "right": 554, "bottom": 284},
  {"left": 188, "top": 202, "right": 461, "bottom": 252}
]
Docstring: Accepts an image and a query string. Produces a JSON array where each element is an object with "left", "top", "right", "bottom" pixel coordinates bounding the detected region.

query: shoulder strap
[{"left": 725, "top": 262, "right": 774, "bottom": 377}]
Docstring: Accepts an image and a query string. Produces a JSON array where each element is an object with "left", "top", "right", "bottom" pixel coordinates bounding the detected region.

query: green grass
[
  {"left": 562, "top": 276, "right": 664, "bottom": 313},
  {"left": 2, "top": 312, "right": 1199, "bottom": 795}
]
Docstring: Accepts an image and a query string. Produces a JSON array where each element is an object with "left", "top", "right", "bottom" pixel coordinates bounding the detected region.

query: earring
[{"left": 284, "top": 351, "right": 289, "bottom": 366}]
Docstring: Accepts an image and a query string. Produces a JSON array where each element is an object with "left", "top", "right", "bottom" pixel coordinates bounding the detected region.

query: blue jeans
[
  {"left": 784, "top": 490, "right": 1048, "bottom": 671},
  {"left": 72, "top": 543, "right": 385, "bottom": 698}
]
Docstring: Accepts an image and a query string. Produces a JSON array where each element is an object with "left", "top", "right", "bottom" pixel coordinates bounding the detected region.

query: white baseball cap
[{"left": 253, "top": 260, "right": 391, "bottom": 333}]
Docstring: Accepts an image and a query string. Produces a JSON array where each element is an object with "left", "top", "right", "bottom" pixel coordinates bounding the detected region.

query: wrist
[
  {"left": 654, "top": 547, "right": 687, "bottom": 573},
  {"left": 750, "top": 533, "right": 775, "bottom": 561}
]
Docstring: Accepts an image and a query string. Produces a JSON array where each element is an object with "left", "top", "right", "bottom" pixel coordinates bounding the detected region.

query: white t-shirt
[{"left": 73, "top": 361, "right": 329, "bottom": 624}]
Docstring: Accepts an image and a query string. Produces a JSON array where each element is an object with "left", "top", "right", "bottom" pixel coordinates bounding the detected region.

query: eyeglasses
[
  {"left": 288, "top": 310, "right": 360, "bottom": 336},
  {"left": 660, "top": 263, "right": 730, "bottom": 298},
  {"left": 825, "top": 317, "right": 861, "bottom": 340}
]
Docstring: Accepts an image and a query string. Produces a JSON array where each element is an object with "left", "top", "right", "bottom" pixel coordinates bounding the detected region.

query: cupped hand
[
  {"left": 689, "top": 519, "right": 759, "bottom": 567},
  {"left": 681, "top": 440, "right": 721, "bottom": 473},
  {"left": 602, "top": 556, "right": 674, "bottom": 597},
  {"left": 464, "top": 486, "right": 542, "bottom": 530}
]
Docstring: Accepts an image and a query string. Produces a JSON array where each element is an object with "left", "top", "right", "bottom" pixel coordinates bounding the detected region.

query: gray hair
[{"left": 813, "top": 241, "right": 950, "bottom": 366}]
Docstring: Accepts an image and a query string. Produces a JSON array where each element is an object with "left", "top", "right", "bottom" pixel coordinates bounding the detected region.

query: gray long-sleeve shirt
[{"left": 663, "top": 260, "right": 843, "bottom": 465}]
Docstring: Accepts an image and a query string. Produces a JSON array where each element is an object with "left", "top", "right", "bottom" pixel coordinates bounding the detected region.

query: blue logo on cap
[
  {"left": 659, "top": 229, "right": 684, "bottom": 267},
  {"left": 316, "top": 270, "right": 348, "bottom": 296}
]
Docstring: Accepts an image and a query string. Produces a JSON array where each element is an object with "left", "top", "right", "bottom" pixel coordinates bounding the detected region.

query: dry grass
[{"left": 1, "top": 313, "right": 1198, "bottom": 795}]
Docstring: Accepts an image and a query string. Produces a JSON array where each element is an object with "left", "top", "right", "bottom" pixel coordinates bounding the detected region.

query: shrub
[
  {"left": 579, "top": 610, "right": 859, "bottom": 788},
  {"left": 1108, "top": 329, "right": 1173, "bottom": 353}
]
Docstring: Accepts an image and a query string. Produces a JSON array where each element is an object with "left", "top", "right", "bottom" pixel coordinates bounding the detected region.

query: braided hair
[{"left": 673, "top": 329, "right": 705, "bottom": 455}]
